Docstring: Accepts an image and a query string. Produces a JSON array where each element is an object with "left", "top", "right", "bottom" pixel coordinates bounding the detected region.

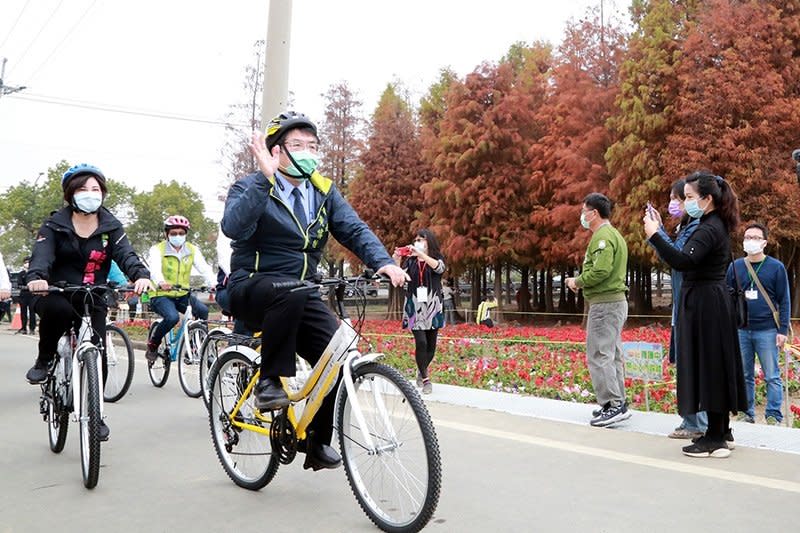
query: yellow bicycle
[{"left": 207, "top": 277, "right": 442, "bottom": 533}]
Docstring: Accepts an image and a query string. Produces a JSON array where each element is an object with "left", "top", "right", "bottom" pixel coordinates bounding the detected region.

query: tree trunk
[
  {"left": 494, "top": 262, "right": 502, "bottom": 324},
  {"left": 545, "top": 268, "right": 554, "bottom": 313},
  {"left": 386, "top": 284, "right": 404, "bottom": 321},
  {"left": 518, "top": 266, "right": 533, "bottom": 316}
]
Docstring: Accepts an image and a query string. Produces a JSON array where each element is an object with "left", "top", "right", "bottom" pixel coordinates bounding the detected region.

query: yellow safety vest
[{"left": 149, "top": 241, "right": 196, "bottom": 298}]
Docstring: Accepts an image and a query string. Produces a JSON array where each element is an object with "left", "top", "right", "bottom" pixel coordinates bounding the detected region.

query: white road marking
[{"left": 437, "top": 419, "right": 800, "bottom": 494}]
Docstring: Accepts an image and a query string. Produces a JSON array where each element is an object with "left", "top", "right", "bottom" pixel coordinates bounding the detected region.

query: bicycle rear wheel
[
  {"left": 208, "top": 351, "right": 279, "bottom": 490},
  {"left": 47, "top": 380, "right": 69, "bottom": 453},
  {"left": 79, "top": 349, "right": 102, "bottom": 489},
  {"left": 200, "top": 329, "right": 228, "bottom": 409},
  {"left": 147, "top": 320, "right": 170, "bottom": 387},
  {"left": 336, "top": 362, "right": 441, "bottom": 533},
  {"left": 104, "top": 324, "right": 135, "bottom": 402},
  {"left": 178, "top": 321, "right": 207, "bottom": 398}
]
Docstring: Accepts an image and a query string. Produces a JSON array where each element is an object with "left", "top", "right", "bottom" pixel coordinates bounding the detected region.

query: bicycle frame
[
  {"left": 222, "top": 318, "right": 382, "bottom": 446},
  {"left": 161, "top": 297, "right": 200, "bottom": 362}
]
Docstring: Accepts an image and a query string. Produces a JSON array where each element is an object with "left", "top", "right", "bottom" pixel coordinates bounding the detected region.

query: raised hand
[{"left": 249, "top": 131, "right": 282, "bottom": 178}]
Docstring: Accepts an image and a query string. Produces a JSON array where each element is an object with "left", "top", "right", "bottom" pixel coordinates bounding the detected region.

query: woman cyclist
[{"left": 25, "top": 164, "right": 152, "bottom": 440}]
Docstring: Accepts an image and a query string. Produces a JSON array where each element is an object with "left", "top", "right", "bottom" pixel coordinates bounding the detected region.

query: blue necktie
[{"left": 291, "top": 188, "right": 307, "bottom": 227}]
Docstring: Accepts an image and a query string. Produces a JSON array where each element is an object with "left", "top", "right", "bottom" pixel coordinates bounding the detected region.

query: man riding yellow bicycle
[{"left": 221, "top": 111, "right": 407, "bottom": 471}]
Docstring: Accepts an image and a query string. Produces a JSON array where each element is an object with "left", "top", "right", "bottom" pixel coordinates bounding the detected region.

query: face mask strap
[{"left": 282, "top": 144, "right": 312, "bottom": 180}]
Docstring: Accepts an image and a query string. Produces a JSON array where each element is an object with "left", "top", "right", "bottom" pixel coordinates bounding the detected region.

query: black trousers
[
  {"left": 21, "top": 296, "right": 36, "bottom": 331},
  {"left": 412, "top": 329, "right": 439, "bottom": 378},
  {"left": 706, "top": 411, "right": 730, "bottom": 442},
  {"left": 229, "top": 274, "right": 340, "bottom": 444},
  {"left": 34, "top": 292, "right": 108, "bottom": 385}
]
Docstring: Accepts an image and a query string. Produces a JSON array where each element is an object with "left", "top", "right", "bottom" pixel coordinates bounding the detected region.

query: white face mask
[
  {"left": 414, "top": 241, "right": 427, "bottom": 254},
  {"left": 169, "top": 235, "right": 186, "bottom": 248},
  {"left": 73, "top": 191, "right": 103, "bottom": 213},
  {"left": 743, "top": 239, "right": 765, "bottom": 255}
]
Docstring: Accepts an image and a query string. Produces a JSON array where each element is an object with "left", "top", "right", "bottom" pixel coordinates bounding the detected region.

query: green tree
[{"left": 126, "top": 181, "right": 217, "bottom": 262}]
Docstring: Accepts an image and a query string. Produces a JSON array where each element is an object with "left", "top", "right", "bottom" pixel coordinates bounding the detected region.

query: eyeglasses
[{"left": 284, "top": 140, "right": 320, "bottom": 153}]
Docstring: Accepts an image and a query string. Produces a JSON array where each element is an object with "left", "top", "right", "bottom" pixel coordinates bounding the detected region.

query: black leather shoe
[
  {"left": 254, "top": 377, "right": 290, "bottom": 411},
  {"left": 25, "top": 358, "right": 51, "bottom": 384},
  {"left": 303, "top": 442, "right": 342, "bottom": 471},
  {"left": 98, "top": 420, "right": 110, "bottom": 442}
]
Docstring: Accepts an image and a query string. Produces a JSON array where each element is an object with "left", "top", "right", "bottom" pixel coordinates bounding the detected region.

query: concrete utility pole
[
  {"left": 261, "top": 0, "right": 292, "bottom": 128},
  {"left": 0, "top": 58, "right": 27, "bottom": 98}
]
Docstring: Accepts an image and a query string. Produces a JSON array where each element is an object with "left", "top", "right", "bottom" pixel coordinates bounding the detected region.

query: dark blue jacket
[
  {"left": 222, "top": 171, "right": 393, "bottom": 286},
  {"left": 726, "top": 256, "right": 791, "bottom": 334}
]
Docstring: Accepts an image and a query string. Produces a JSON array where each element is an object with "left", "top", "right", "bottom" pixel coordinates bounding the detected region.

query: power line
[
  {"left": 0, "top": 0, "right": 32, "bottom": 50},
  {"left": 7, "top": 0, "right": 64, "bottom": 76},
  {"left": 8, "top": 91, "right": 249, "bottom": 127},
  {"left": 24, "top": 0, "right": 98, "bottom": 84}
]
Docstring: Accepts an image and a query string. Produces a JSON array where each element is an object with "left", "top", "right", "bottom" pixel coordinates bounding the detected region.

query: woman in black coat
[
  {"left": 25, "top": 164, "right": 151, "bottom": 440},
  {"left": 644, "top": 171, "right": 746, "bottom": 458}
]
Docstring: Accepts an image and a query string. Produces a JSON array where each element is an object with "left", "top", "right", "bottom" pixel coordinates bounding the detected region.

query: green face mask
[{"left": 283, "top": 150, "right": 320, "bottom": 179}]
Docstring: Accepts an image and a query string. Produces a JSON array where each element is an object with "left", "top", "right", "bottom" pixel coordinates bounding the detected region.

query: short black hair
[
  {"left": 583, "top": 193, "right": 612, "bottom": 219},
  {"left": 744, "top": 222, "right": 768, "bottom": 240},
  {"left": 63, "top": 173, "right": 107, "bottom": 205}
]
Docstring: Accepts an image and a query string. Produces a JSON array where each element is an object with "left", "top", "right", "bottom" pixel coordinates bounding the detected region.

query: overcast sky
[{"left": 0, "top": 0, "right": 626, "bottom": 220}]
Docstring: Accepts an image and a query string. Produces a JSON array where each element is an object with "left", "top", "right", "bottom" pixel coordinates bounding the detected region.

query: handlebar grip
[{"left": 271, "top": 280, "right": 308, "bottom": 291}]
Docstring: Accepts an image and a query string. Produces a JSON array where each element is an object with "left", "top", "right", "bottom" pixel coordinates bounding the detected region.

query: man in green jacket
[{"left": 566, "top": 193, "right": 630, "bottom": 427}]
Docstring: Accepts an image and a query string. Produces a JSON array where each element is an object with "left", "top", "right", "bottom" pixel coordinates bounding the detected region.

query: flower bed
[
  {"left": 357, "top": 320, "right": 800, "bottom": 418},
  {"left": 113, "top": 316, "right": 800, "bottom": 421}
]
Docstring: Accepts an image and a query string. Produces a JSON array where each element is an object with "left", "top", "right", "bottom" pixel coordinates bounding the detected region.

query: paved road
[{"left": 1, "top": 330, "right": 798, "bottom": 532}]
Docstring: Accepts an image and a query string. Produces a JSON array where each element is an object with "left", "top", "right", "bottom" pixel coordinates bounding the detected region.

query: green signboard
[{"left": 623, "top": 342, "right": 663, "bottom": 382}]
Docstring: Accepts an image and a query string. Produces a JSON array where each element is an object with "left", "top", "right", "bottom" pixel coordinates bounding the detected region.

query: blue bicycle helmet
[{"left": 62, "top": 163, "right": 106, "bottom": 191}]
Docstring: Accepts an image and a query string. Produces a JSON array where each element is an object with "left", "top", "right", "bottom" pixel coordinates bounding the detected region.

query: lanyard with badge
[
  {"left": 416, "top": 260, "right": 428, "bottom": 303},
  {"left": 745, "top": 259, "right": 765, "bottom": 300}
]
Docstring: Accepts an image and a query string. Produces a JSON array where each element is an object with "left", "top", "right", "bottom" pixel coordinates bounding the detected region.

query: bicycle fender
[
  {"left": 218, "top": 345, "right": 260, "bottom": 362},
  {"left": 351, "top": 352, "right": 383, "bottom": 369},
  {"left": 207, "top": 326, "right": 232, "bottom": 337}
]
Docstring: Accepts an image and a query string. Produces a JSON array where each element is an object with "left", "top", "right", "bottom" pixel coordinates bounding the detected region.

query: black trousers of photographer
[{"left": 229, "top": 274, "right": 340, "bottom": 445}]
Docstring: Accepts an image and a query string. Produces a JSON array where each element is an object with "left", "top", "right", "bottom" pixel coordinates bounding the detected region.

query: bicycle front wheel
[
  {"left": 200, "top": 329, "right": 228, "bottom": 409},
  {"left": 208, "top": 351, "right": 279, "bottom": 490},
  {"left": 79, "top": 350, "right": 102, "bottom": 489},
  {"left": 178, "top": 321, "right": 207, "bottom": 398},
  {"left": 336, "top": 362, "right": 442, "bottom": 533},
  {"left": 104, "top": 324, "right": 134, "bottom": 402},
  {"left": 147, "top": 320, "right": 170, "bottom": 387}
]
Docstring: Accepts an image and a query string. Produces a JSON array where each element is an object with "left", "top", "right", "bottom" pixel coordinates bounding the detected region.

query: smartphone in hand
[{"left": 646, "top": 201, "right": 657, "bottom": 220}]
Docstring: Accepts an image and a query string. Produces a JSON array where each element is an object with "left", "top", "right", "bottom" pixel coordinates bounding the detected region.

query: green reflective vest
[{"left": 150, "top": 241, "right": 196, "bottom": 298}]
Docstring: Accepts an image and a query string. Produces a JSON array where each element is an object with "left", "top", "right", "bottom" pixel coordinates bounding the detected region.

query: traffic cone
[{"left": 11, "top": 304, "right": 22, "bottom": 330}]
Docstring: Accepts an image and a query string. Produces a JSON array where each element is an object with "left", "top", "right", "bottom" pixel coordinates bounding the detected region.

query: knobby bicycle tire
[
  {"left": 336, "top": 362, "right": 442, "bottom": 533},
  {"left": 147, "top": 320, "right": 171, "bottom": 387},
  {"left": 208, "top": 351, "right": 279, "bottom": 490},
  {"left": 178, "top": 321, "right": 208, "bottom": 398},
  {"left": 104, "top": 324, "right": 135, "bottom": 402},
  {"left": 79, "top": 350, "right": 102, "bottom": 489}
]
